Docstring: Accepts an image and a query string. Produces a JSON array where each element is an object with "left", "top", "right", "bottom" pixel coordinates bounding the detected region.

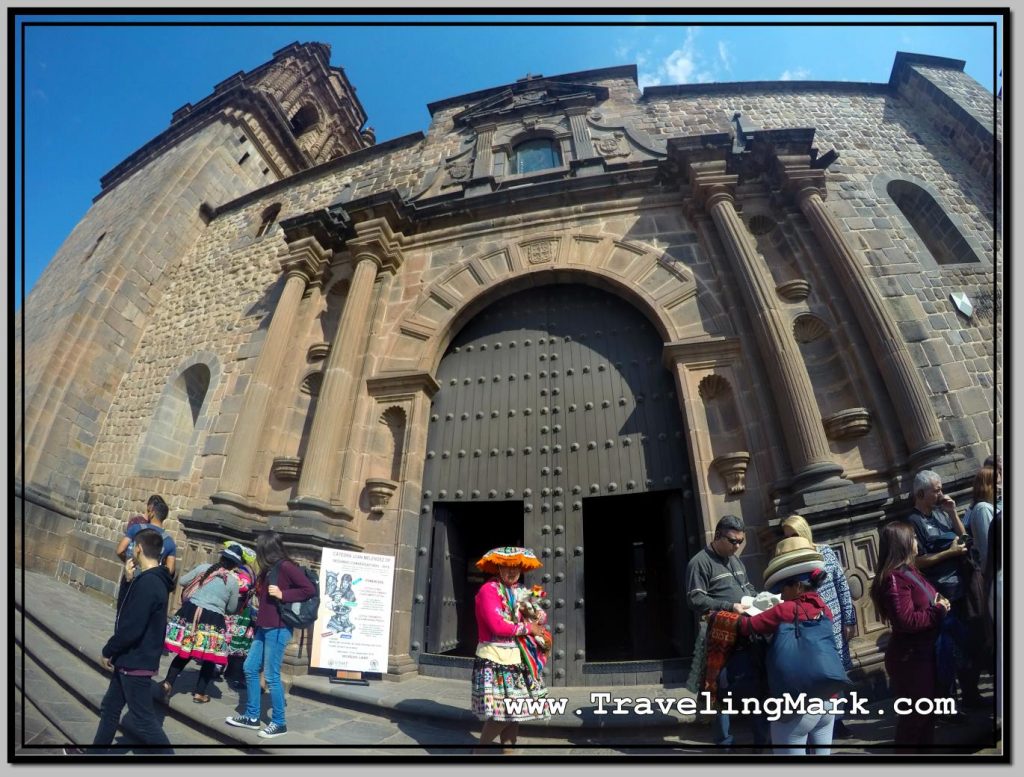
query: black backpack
[{"left": 267, "top": 561, "right": 321, "bottom": 628}]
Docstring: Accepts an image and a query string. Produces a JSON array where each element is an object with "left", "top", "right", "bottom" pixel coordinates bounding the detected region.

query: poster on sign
[{"left": 310, "top": 548, "right": 396, "bottom": 674}]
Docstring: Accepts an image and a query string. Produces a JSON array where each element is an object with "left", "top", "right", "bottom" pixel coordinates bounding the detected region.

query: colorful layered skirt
[
  {"left": 164, "top": 601, "right": 229, "bottom": 665},
  {"left": 471, "top": 657, "right": 549, "bottom": 722},
  {"left": 223, "top": 605, "right": 255, "bottom": 657}
]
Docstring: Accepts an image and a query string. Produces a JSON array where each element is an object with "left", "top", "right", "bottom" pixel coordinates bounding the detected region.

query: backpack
[
  {"left": 268, "top": 561, "right": 321, "bottom": 628},
  {"left": 765, "top": 602, "right": 851, "bottom": 699}
]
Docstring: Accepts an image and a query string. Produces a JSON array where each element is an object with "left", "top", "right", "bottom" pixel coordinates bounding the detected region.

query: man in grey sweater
[{"left": 685, "top": 515, "right": 767, "bottom": 749}]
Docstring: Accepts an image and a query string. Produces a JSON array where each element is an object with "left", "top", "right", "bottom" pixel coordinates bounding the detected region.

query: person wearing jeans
[
  {"left": 243, "top": 626, "right": 292, "bottom": 729},
  {"left": 225, "top": 532, "right": 315, "bottom": 739},
  {"left": 769, "top": 701, "right": 837, "bottom": 756},
  {"left": 93, "top": 673, "right": 174, "bottom": 754}
]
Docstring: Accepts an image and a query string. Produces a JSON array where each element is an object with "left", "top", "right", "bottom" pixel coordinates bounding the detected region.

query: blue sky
[{"left": 13, "top": 12, "right": 1002, "bottom": 308}]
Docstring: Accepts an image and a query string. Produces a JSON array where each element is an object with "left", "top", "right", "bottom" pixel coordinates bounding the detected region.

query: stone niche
[{"left": 698, "top": 374, "right": 750, "bottom": 496}]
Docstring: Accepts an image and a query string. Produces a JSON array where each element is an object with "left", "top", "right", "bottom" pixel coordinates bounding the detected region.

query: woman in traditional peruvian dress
[{"left": 471, "top": 546, "right": 550, "bottom": 754}]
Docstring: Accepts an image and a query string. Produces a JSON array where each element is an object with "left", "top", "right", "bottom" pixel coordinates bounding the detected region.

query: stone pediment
[{"left": 453, "top": 79, "right": 609, "bottom": 127}]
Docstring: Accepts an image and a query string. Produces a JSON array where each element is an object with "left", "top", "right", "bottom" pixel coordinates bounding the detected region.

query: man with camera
[{"left": 906, "top": 469, "right": 984, "bottom": 710}]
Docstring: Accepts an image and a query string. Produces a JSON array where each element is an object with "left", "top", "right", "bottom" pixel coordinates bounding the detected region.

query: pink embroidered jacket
[{"left": 475, "top": 579, "right": 529, "bottom": 646}]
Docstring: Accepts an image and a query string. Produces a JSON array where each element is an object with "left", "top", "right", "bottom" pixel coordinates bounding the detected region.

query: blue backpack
[{"left": 766, "top": 603, "right": 851, "bottom": 698}]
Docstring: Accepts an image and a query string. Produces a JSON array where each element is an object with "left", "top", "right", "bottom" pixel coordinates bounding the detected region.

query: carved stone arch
[
  {"left": 289, "top": 102, "right": 322, "bottom": 138},
  {"left": 380, "top": 233, "right": 704, "bottom": 377}
]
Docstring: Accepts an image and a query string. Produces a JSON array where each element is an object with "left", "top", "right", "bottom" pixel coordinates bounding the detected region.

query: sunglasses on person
[{"left": 723, "top": 536, "right": 745, "bottom": 546}]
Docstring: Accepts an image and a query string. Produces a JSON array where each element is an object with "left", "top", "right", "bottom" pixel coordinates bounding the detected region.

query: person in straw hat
[
  {"left": 471, "top": 546, "right": 550, "bottom": 754},
  {"left": 780, "top": 514, "right": 858, "bottom": 738},
  {"left": 737, "top": 536, "right": 840, "bottom": 755}
]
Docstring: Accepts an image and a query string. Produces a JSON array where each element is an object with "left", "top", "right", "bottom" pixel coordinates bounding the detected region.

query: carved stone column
[
  {"left": 689, "top": 161, "right": 846, "bottom": 493},
  {"left": 777, "top": 157, "right": 950, "bottom": 467},
  {"left": 213, "top": 237, "right": 330, "bottom": 508},
  {"left": 567, "top": 108, "right": 596, "bottom": 159},
  {"left": 471, "top": 124, "right": 495, "bottom": 180},
  {"left": 290, "top": 219, "right": 404, "bottom": 524}
]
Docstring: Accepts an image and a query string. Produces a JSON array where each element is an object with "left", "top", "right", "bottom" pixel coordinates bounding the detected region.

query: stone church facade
[{"left": 16, "top": 42, "right": 1000, "bottom": 686}]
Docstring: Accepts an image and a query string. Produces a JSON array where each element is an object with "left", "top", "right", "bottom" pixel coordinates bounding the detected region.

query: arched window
[
  {"left": 256, "top": 203, "right": 282, "bottom": 238},
  {"left": 138, "top": 363, "right": 213, "bottom": 474},
  {"left": 512, "top": 138, "right": 561, "bottom": 174},
  {"left": 289, "top": 104, "right": 320, "bottom": 137},
  {"left": 887, "top": 180, "right": 982, "bottom": 265}
]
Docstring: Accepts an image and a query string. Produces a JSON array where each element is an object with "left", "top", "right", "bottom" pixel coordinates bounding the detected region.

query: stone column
[
  {"left": 777, "top": 158, "right": 950, "bottom": 467},
  {"left": 213, "top": 237, "right": 330, "bottom": 508},
  {"left": 689, "top": 161, "right": 846, "bottom": 492},
  {"left": 290, "top": 219, "right": 405, "bottom": 519},
  {"left": 472, "top": 124, "right": 495, "bottom": 179},
  {"left": 567, "top": 108, "right": 596, "bottom": 159}
]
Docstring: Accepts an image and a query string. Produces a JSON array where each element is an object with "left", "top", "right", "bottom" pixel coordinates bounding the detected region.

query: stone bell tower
[{"left": 17, "top": 41, "right": 371, "bottom": 588}]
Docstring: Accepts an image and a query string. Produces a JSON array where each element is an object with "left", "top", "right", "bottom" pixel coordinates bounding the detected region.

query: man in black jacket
[{"left": 88, "top": 528, "right": 176, "bottom": 753}]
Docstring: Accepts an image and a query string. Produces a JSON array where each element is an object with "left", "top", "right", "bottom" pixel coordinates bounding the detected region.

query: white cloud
[
  {"left": 647, "top": 27, "right": 714, "bottom": 87},
  {"left": 779, "top": 67, "right": 811, "bottom": 81},
  {"left": 718, "top": 41, "right": 732, "bottom": 73},
  {"left": 638, "top": 73, "right": 662, "bottom": 89}
]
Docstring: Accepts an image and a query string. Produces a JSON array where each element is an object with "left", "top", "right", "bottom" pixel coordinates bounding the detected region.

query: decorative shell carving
[
  {"left": 698, "top": 374, "right": 731, "bottom": 401},
  {"left": 792, "top": 314, "right": 829, "bottom": 344},
  {"left": 747, "top": 214, "right": 777, "bottom": 236},
  {"left": 300, "top": 372, "right": 323, "bottom": 397},
  {"left": 822, "top": 408, "right": 873, "bottom": 440},
  {"left": 776, "top": 279, "right": 811, "bottom": 302}
]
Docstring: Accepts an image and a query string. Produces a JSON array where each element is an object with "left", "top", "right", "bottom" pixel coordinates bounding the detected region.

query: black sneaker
[
  {"left": 225, "top": 715, "right": 261, "bottom": 730},
  {"left": 258, "top": 722, "right": 288, "bottom": 739}
]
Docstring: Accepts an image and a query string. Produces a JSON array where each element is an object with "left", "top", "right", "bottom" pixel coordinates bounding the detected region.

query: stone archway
[
  {"left": 409, "top": 281, "right": 704, "bottom": 687},
  {"left": 379, "top": 232, "right": 704, "bottom": 378}
]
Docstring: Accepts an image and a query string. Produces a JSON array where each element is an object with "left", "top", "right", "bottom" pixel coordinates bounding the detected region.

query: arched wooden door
[{"left": 416, "top": 283, "right": 702, "bottom": 686}]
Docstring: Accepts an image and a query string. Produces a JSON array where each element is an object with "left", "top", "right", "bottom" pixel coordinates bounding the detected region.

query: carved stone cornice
[
  {"left": 279, "top": 206, "right": 351, "bottom": 252},
  {"left": 774, "top": 154, "right": 828, "bottom": 203},
  {"left": 366, "top": 370, "right": 442, "bottom": 399},
  {"left": 347, "top": 217, "right": 406, "bottom": 274},
  {"left": 686, "top": 160, "right": 739, "bottom": 212},
  {"left": 279, "top": 235, "right": 331, "bottom": 285},
  {"left": 662, "top": 336, "right": 742, "bottom": 368}
]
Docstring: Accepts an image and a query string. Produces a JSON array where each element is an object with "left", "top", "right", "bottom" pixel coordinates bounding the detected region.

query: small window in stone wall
[
  {"left": 512, "top": 138, "right": 562, "bottom": 174},
  {"left": 256, "top": 203, "right": 282, "bottom": 238},
  {"left": 887, "top": 180, "right": 982, "bottom": 265},
  {"left": 138, "top": 363, "right": 212, "bottom": 474}
]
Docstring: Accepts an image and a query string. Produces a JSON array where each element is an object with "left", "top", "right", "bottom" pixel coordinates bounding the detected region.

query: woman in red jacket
[
  {"left": 224, "top": 532, "right": 315, "bottom": 740},
  {"left": 869, "top": 521, "right": 950, "bottom": 750}
]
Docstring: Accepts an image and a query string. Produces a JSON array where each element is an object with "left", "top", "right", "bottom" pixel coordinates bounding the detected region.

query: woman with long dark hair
[
  {"left": 869, "top": 521, "right": 950, "bottom": 750},
  {"left": 161, "top": 544, "right": 243, "bottom": 703},
  {"left": 224, "top": 532, "right": 315, "bottom": 740}
]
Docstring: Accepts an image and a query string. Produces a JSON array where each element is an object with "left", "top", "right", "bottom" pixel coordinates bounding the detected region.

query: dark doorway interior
[
  {"left": 582, "top": 490, "right": 689, "bottom": 661},
  {"left": 427, "top": 502, "right": 524, "bottom": 657}
]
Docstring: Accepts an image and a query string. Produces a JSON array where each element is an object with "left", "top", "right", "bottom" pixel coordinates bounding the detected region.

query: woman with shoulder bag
[
  {"left": 869, "top": 521, "right": 950, "bottom": 750},
  {"left": 224, "top": 532, "right": 315, "bottom": 740},
  {"left": 738, "top": 537, "right": 846, "bottom": 755},
  {"left": 160, "top": 544, "right": 243, "bottom": 703}
]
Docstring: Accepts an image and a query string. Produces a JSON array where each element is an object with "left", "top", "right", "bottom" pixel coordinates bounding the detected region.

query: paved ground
[{"left": 14, "top": 569, "right": 1003, "bottom": 758}]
